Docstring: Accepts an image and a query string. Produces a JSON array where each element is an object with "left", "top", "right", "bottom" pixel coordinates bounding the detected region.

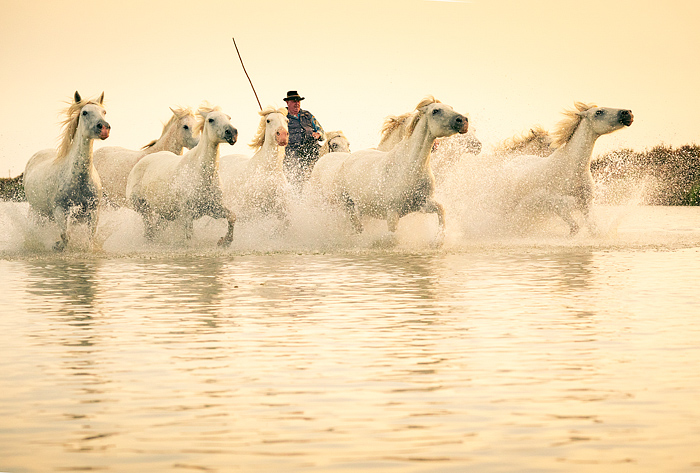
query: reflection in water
[{"left": 1, "top": 234, "right": 700, "bottom": 471}]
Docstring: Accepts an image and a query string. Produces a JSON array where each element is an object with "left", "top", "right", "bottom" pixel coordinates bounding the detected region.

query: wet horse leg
[
  {"left": 341, "top": 191, "right": 363, "bottom": 233},
  {"left": 132, "top": 197, "right": 161, "bottom": 240},
  {"left": 545, "top": 194, "right": 580, "bottom": 235},
  {"left": 52, "top": 206, "right": 69, "bottom": 251},
  {"left": 422, "top": 198, "right": 446, "bottom": 245},
  {"left": 86, "top": 209, "right": 100, "bottom": 250},
  {"left": 209, "top": 204, "right": 236, "bottom": 247},
  {"left": 387, "top": 209, "right": 400, "bottom": 233}
]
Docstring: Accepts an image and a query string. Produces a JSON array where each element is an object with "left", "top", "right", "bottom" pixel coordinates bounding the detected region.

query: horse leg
[
  {"left": 423, "top": 198, "right": 446, "bottom": 245},
  {"left": 547, "top": 195, "right": 579, "bottom": 235},
  {"left": 274, "top": 196, "right": 291, "bottom": 232},
  {"left": 52, "top": 206, "right": 69, "bottom": 251},
  {"left": 387, "top": 210, "right": 400, "bottom": 233},
  {"left": 183, "top": 215, "right": 194, "bottom": 241},
  {"left": 133, "top": 197, "right": 159, "bottom": 240},
  {"left": 341, "top": 191, "right": 363, "bottom": 233},
  {"left": 207, "top": 204, "right": 236, "bottom": 247},
  {"left": 219, "top": 208, "right": 236, "bottom": 247},
  {"left": 86, "top": 209, "right": 100, "bottom": 251},
  {"left": 580, "top": 201, "right": 600, "bottom": 236}
]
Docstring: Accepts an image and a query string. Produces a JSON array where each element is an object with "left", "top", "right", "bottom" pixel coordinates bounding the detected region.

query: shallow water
[{"left": 1, "top": 202, "right": 700, "bottom": 472}]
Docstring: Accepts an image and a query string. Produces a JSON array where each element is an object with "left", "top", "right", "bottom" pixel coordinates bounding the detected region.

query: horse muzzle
[
  {"left": 97, "top": 121, "right": 111, "bottom": 140},
  {"left": 454, "top": 115, "right": 469, "bottom": 134},
  {"left": 225, "top": 126, "right": 238, "bottom": 146},
  {"left": 619, "top": 110, "right": 634, "bottom": 127},
  {"left": 276, "top": 128, "right": 289, "bottom": 147}
]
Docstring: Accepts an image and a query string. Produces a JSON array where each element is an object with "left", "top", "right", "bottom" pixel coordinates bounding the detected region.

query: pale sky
[{"left": 1, "top": 0, "right": 698, "bottom": 177}]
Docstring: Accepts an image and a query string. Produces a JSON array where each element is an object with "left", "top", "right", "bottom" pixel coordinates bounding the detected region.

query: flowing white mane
[
  {"left": 249, "top": 106, "right": 287, "bottom": 151},
  {"left": 56, "top": 94, "right": 104, "bottom": 161},
  {"left": 194, "top": 104, "right": 223, "bottom": 134},
  {"left": 406, "top": 96, "right": 442, "bottom": 136},
  {"left": 551, "top": 102, "right": 597, "bottom": 148},
  {"left": 495, "top": 125, "right": 553, "bottom": 156},
  {"left": 379, "top": 112, "right": 413, "bottom": 143},
  {"left": 143, "top": 106, "right": 195, "bottom": 149}
]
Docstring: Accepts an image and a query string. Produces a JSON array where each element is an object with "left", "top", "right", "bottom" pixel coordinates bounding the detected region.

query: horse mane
[
  {"left": 406, "top": 96, "right": 442, "bottom": 136},
  {"left": 55, "top": 94, "right": 104, "bottom": 161},
  {"left": 194, "top": 104, "right": 223, "bottom": 135},
  {"left": 249, "top": 106, "right": 288, "bottom": 151},
  {"left": 494, "top": 125, "right": 553, "bottom": 156},
  {"left": 379, "top": 112, "right": 413, "bottom": 142},
  {"left": 550, "top": 102, "right": 597, "bottom": 148},
  {"left": 320, "top": 130, "right": 349, "bottom": 154},
  {"left": 142, "top": 106, "right": 194, "bottom": 149}
]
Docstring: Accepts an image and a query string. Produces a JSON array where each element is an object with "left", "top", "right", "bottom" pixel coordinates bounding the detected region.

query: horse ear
[
  {"left": 74, "top": 91, "right": 82, "bottom": 103},
  {"left": 98, "top": 92, "right": 105, "bottom": 105}
]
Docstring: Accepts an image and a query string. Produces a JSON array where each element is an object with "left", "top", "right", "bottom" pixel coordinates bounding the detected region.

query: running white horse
[
  {"left": 309, "top": 96, "right": 468, "bottom": 243},
  {"left": 23, "top": 91, "right": 111, "bottom": 251},
  {"left": 126, "top": 105, "right": 238, "bottom": 246},
  {"left": 501, "top": 102, "right": 633, "bottom": 235},
  {"left": 219, "top": 107, "right": 290, "bottom": 223},
  {"left": 319, "top": 130, "right": 351, "bottom": 156},
  {"left": 94, "top": 107, "right": 199, "bottom": 206},
  {"left": 377, "top": 110, "right": 481, "bottom": 182}
]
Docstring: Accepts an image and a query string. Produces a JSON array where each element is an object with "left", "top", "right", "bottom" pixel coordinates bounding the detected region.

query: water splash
[{"left": 2, "top": 149, "right": 700, "bottom": 258}]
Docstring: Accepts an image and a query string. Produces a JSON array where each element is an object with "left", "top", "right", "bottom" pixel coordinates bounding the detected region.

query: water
[{"left": 1, "top": 201, "right": 700, "bottom": 473}]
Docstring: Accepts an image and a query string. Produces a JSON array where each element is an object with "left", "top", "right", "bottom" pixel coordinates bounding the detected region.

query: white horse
[
  {"left": 377, "top": 110, "right": 481, "bottom": 182},
  {"left": 219, "top": 107, "right": 290, "bottom": 223},
  {"left": 94, "top": 107, "right": 199, "bottom": 206},
  {"left": 23, "top": 91, "right": 111, "bottom": 251},
  {"left": 319, "top": 130, "right": 351, "bottom": 156},
  {"left": 308, "top": 96, "right": 468, "bottom": 242},
  {"left": 501, "top": 102, "right": 633, "bottom": 235},
  {"left": 126, "top": 105, "right": 238, "bottom": 246}
]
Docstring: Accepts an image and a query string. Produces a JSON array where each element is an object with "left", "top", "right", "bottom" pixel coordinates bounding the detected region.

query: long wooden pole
[{"left": 232, "top": 37, "right": 262, "bottom": 111}]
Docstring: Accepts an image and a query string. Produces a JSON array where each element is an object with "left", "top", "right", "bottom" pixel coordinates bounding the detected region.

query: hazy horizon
[{"left": 1, "top": 0, "right": 698, "bottom": 177}]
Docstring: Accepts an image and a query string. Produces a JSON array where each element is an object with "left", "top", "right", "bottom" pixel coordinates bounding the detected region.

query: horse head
[
  {"left": 327, "top": 131, "right": 351, "bottom": 153},
  {"left": 197, "top": 108, "right": 237, "bottom": 146},
  {"left": 580, "top": 106, "right": 634, "bottom": 136},
  {"left": 170, "top": 107, "right": 200, "bottom": 149},
  {"left": 76, "top": 91, "right": 110, "bottom": 141},
  {"left": 420, "top": 102, "right": 468, "bottom": 138},
  {"left": 264, "top": 109, "right": 289, "bottom": 147}
]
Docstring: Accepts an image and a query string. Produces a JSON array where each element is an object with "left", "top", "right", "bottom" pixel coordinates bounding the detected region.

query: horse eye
[
  {"left": 208, "top": 118, "right": 214, "bottom": 123},
  {"left": 82, "top": 111, "right": 88, "bottom": 116},
  {"left": 183, "top": 125, "right": 189, "bottom": 130},
  {"left": 432, "top": 109, "right": 440, "bottom": 115},
  {"left": 266, "top": 119, "right": 271, "bottom": 123},
  {"left": 595, "top": 110, "right": 604, "bottom": 116}
]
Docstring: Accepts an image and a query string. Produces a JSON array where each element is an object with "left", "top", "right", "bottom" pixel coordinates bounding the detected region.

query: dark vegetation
[
  {"left": 0, "top": 173, "right": 24, "bottom": 202},
  {"left": 591, "top": 144, "right": 700, "bottom": 205}
]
